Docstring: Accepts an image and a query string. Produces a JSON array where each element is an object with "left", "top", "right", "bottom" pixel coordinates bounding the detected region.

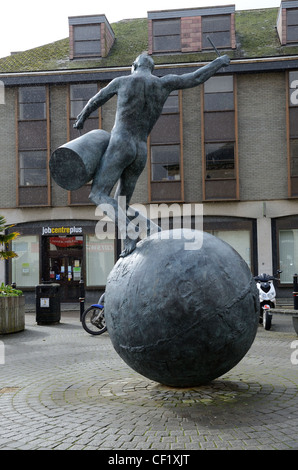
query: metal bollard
[
  {"left": 79, "top": 279, "right": 85, "bottom": 321},
  {"left": 293, "top": 274, "right": 298, "bottom": 310}
]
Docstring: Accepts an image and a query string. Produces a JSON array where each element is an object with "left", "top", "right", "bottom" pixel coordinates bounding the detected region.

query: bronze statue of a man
[{"left": 74, "top": 52, "right": 230, "bottom": 257}]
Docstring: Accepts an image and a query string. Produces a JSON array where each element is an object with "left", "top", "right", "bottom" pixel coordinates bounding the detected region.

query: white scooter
[{"left": 254, "top": 270, "right": 282, "bottom": 330}]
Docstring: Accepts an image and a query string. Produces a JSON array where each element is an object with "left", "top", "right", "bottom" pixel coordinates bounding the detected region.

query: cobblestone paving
[{"left": 0, "top": 312, "right": 298, "bottom": 450}]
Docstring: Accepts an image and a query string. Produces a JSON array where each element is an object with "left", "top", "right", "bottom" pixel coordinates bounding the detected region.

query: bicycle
[{"left": 81, "top": 293, "right": 107, "bottom": 335}]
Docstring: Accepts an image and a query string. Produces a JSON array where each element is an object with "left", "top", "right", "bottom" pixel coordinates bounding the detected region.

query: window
[
  {"left": 151, "top": 145, "right": 180, "bottom": 181},
  {"left": 205, "top": 143, "right": 235, "bottom": 179},
  {"left": 279, "top": 230, "right": 298, "bottom": 284},
  {"left": 19, "top": 151, "right": 47, "bottom": 186},
  {"left": 287, "top": 8, "right": 298, "bottom": 43},
  {"left": 69, "top": 83, "right": 100, "bottom": 205},
  {"left": 202, "top": 15, "right": 231, "bottom": 50},
  {"left": 211, "top": 230, "right": 251, "bottom": 268},
  {"left": 86, "top": 235, "right": 115, "bottom": 286},
  {"left": 149, "top": 91, "right": 183, "bottom": 201},
  {"left": 19, "top": 87, "right": 46, "bottom": 120},
  {"left": 73, "top": 24, "right": 101, "bottom": 57},
  {"left": 148, "top": 8, "right": 235, "bottom": 54},
  {"left": 11, "top": 236, "right": 39, "bottom": 287},
  {"left": 152, "top": 19, "right": 181, "bottom": 53},
  {"left": 69, "top": 83, "right": 99, "bottom": 140},
  {"left": 288, "top": 71, "right": 298, "bottom": 196},
  {"left": 203, "top": 216, "right": 256, "bottom": 271},
  {"left": 69, "top": 15, "right": 114, "bottom": 59},
  {"left": 203, "top": 75, "right": 238, "bottom": 200},
  {"left": 17, "top": 86, "right": 49, "bottom": 205}
]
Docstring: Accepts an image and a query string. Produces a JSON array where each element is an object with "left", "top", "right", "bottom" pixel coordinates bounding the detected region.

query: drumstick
[{"left": 207, "top": 36, "right": 221, "bottom": 57}]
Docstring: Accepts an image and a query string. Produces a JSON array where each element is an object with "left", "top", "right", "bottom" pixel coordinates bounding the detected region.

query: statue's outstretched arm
[
  {"left": 162, "top": 55, "right": 230, "bottom": 91},
  {"left": 74, "top": 78, "right": 119, "bottom": 130}
]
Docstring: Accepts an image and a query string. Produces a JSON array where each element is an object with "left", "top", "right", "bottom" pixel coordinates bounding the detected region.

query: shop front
[{"left": 8, "top": 220, "right": 116, "bottom": 302}]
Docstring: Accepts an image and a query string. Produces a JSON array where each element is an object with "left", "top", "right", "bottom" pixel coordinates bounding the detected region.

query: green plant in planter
[
  {"left": 0, "top": 215, "right": 19, "bottom": 261},
  {"left": 0, "top": 282, "right": 23, "bottom": 297}
]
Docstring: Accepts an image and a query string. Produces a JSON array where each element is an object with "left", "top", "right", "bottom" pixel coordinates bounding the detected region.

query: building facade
[{"left": 1, "top": 3, "right": 298, "bottom": 301}]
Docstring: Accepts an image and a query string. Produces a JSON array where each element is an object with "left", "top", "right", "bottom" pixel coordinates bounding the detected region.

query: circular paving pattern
[{"left": 0, "top": 314, "right": 298, "bottom": 450}]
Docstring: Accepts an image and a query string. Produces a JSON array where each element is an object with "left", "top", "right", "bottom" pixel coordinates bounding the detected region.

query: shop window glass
[
  {"left": 279, "top": 229, "right": 298, "bottom": 284},
  {"left": 86, "top": 235, "right": 115, "bottom": 287},
  {"left": 209, "top": 230, "right": 251, "bottom": 268},
  {"left": 11, "top": 236, "right": 39, "bottom": 287}
]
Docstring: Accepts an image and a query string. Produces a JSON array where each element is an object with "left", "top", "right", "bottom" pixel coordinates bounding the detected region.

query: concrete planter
[
  {"left": 0, "top": 296, "right": 25, "bottom": 334},
  {"left": 293, "top": 315, "right": 298, "bottom": 335}
]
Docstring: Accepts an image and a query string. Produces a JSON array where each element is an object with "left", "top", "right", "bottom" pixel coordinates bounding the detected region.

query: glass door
[{"left": 42, "top": 235, "right": 83, "bottom": 302}]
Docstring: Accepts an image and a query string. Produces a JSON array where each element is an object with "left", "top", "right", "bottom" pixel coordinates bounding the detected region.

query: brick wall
[
  {"left": 237, "top": 72, "right": 288, "bottom": 201},
  {"left": 69, "top": 25, "right": 74, "bottom": 60},
  {"left": 101, "top": 23, "right": 115, "bottom": 57},
  {"left": 181, "top": 17, "right": 202, "bottom": 52},
  {"left": 277, "top": 8, "right": 287, "bottom": 45},
  {"left": 182, "top": 87, "right": 203, "bottom": 202}
]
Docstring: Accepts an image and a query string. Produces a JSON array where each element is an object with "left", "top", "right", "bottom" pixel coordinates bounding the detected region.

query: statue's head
[{"left": 132, "top": 53, "right": 155, "bottom": 74}]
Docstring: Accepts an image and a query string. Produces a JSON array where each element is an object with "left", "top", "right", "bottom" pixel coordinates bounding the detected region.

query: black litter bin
[{"left": 36, "top": 283, "right": 61, "bottom": 324}]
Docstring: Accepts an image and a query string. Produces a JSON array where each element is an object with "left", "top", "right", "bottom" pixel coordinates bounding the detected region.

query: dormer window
[
  {"left": 73, "top": 24, "right": 101, "bottom": 57},
  {"left": 153, "top": 19, "right": 181, "bottom": 53},
  {"left": 148, "top": 5, "right": 236, "bottom": 55},
  {"left": 69, "top": 15, "right": 115, "bottom": 59},
  {"left": 287, "top": 7, "right": 298, "bottom": 43},
  {"left": 202, "top": 14, "right": 232, "bottom": 50},
  {"left": 277, "top": 1, "right": 298, "bottom": 45}
]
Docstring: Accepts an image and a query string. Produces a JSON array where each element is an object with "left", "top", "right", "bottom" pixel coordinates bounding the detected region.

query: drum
[{"left": 50, "top": 129, "right": 110, "bottom": 191}]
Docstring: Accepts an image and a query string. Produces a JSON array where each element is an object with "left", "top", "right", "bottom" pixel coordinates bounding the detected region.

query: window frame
[
  {"left": 16, "top": 85, "right": 50, "bottom": 206},
  {"left": 152, "top": 18, "right": 181, "bottom": 53},
  {"left": 287, "top": 71, "right": 298, "bottom": 197},
  {"left": 202, "top": 74, "right": 239, "bottom": 201},
  {"left": 68, "top": 83, "right": 101, "bottom": 205},
  {"left": 201, "top": 14, "right": 232, "bottom": 50},
  {"left": 73, "top": 23, "right": 102, "bottom": 58},
  {"left": 286, "top": 8, "right": 298, "bottom": 44},
  {"left": 148, "top": 90, "right": 184, "bottom": 202}
]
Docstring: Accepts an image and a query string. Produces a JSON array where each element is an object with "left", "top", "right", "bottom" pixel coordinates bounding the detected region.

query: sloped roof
[{"left": 0, "top": 9, "right": 297, "bottom": 74}]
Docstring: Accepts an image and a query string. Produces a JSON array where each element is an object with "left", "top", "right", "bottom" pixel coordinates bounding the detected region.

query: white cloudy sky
[{"left": 0, "top": 0, "right": 280, "bottom": 59}]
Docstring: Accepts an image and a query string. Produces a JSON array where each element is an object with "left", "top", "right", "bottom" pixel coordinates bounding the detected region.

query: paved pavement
[{"left": 0, "top": 307, "right": 298, "bottom": 451}]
